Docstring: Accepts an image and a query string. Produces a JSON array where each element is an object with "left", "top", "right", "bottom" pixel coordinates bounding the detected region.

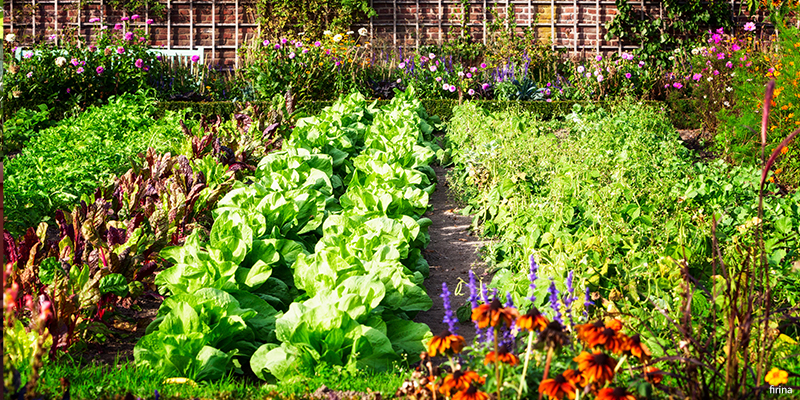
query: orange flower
[
  {"left": 574, "top": 351, "right": 616, "bottom": 385},
  {"left": 626, "top": 334, "right": 651, "bottom": 361},
  {"left": 781, "top": 146, "right": 789, "bottom": 155},
  {"left": 427, "top": 330, "right": 465, "bottom": 357},
  {"left": 471, "top": 298, "right": 519, "bottom": 328},
  {"left": 644, "top": 366, "right": 663, "bottom": 384},
  {"left": 765, "top": 367, "right": 789, "bottom": 385},
  {"left": 440, "top": 370, "right": 485, "bottom": 395},
  {"left": 586, "top": 327, "right": 629, "bottom": 354},
  {"left": 517, "top": 307, "right": 549, "bottom": 332},
  {"left": 596, "top": 387, "right": 637, "bottom": 400},
  {"left": 538, "top": 369, "right": 579, "bottom": 399},
  {"left": 452, "top": 382, "right": 490, "bottom": 400},
  {"left": 605, "top": 319, "right": 623, "bottom": 332},
  {"left": 576, "top": 320, "right": 605, "bottom": 342},
  {"left": 484, "top": 344, "right": 519, "bottom": 366}
]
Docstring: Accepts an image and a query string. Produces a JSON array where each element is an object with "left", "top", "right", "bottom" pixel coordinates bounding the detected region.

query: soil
[
  {"left": 80, "top": 294, "right": 161, "bottom": 365},
  {"left": 413, "top": 164, "right": 488, "bottom": 344}
]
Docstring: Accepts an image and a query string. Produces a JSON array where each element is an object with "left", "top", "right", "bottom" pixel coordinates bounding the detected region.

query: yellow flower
[{"left": 765, "top": 367, "right": 789, "bottom": 386}]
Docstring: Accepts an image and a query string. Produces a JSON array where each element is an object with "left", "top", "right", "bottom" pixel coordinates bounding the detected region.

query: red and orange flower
[
  {"left": 517, "top": 307, "right": 549, "bottom": 332},
  {"left": 484, "top": 344, "right": 519, "bottom": 366},
  {"left": 644, "top": 366, "right": 663, "bottom": 384},
  {"left": 596, "top": 387, "right": 637, "bottom": 400},
  {"left": 576, "top": 320, "right": 605, "bottom": 342},
  {"left": 472, "top": 298, "right": 519, "bottom": 328},
  {"left": 538, "top": 369, "right": 580, "bottom": 399},
  {"left": 626, "top": 333, "right": 651, "bottom": 361},
  {"left": 586, "top": 327, "right": 629, "bottom": 354},
  {"left": 452, "top": 382, "right": 490, "bottom": 400},
  {"left": 427, "top": 330, "right": 465, "bottom": 357},
  {"left": 574, "top": 351, "right": 616, "bottom": 385},
  {"left": 439, "top": 370, "right": 485, "bottom": 395}
]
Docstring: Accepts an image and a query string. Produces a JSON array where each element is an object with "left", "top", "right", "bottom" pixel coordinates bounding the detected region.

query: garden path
[{"left": 414, "top": 164, "right": 488, "bottom": 345}]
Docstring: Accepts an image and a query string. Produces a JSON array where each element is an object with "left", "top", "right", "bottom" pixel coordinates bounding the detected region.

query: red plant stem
[{"left": 537, "top": 346, "right": 554, "bottom": 400}]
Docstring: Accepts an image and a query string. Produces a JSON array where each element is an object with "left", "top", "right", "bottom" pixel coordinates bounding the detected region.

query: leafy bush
[{"left": 4, "top": 91, "right": 187, "bottom": 234}]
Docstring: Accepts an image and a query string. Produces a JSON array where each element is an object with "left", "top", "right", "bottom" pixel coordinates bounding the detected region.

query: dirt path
[{"left": 415, "top": 164, "right": 487, "bottom": 344}]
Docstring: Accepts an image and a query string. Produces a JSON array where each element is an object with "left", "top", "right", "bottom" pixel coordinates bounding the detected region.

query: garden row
[
  {"left": 442, "top": 99, "right": 800, "bottom": 394},
  {"left": 135, "top": 88, "right": 443, "bottom": 381}
]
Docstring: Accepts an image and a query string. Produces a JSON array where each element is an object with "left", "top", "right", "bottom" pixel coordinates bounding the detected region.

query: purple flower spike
[
  {"left": 528, "top": 255, "right": 539, "bottom": 303},
  {"left": 468, "top": 270, "right": 479, "bottom": 308},
  {"left": 505, "top": 292, "right": 514, "bottom": 308},
  {"left": 441, "top": 282, "right": 458, "bottom": 332},
  {"left": 548, "top": 278, "right": 562, "bottom": 324}
]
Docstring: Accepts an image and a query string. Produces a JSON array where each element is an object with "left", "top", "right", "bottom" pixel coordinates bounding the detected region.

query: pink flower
[
  {"left": 302, "top": 49, "right": 308, "bottom": 54},
  {"left": 124, "top": 31, "right": 134, "bottom": 41},
  {"left": 26, "top": 71, "right": 33, "bottom": 78},
  {"left": 673, "top": 82, "right": 683, "bottom": 89},
  {"left": 131, "top": 14, "right": 139, "bottom": 20},
  {"left": 744, "top": 22, "right": 756, "bottom": 31},
  {"left": 296, "top": 41, "right": 303, "bottom": 48},
  {"left": 713, "top": 69, "right": 719, "bottom": 75},
  {"left": 692, "top": 73, "right": 702, "bottom": 81},
  {"left": 139, "top": 37, "right": 146, "bottom": 42},
  {"left": 466, "top": 72, "right": 472, "bottom": 78},
  {"left": 117, "top": 46, "right": 125, "bottom": 54},
  {"left": 468, "top": 89, "right": 475, "bottom": 96},
  {"left": 458, "top": 71, "right": 465, "bottom": 77},
  {"left": 76, "top": 67, "right": 84, "bottom": 74},
  {"left": 429, "top": 53, "right": 436, "bottom": 59},
  {"left": 121, "top": 16, "right": 129, "bottom": 21},
  {"left": 470, "top": 66, "right": 477, "bottom": 73},
  {"left": 726, "top": 61, "right": 733, "bottom": 68},
  {"left": 625, "top": 73, "right": 632, "bottom": 79},
  {"left": 638, "top": 61, "right": 645, "bottom": 68},
  {"left": 481, "top": 83, "right": 490, "bottom": 90},
  {"left": 191, "top": 55, "right": 200, "bottom": 63},
  {"left": 89, "top": 45, "right": 97, "bottom": 52},
  {"left": 288, "top": 52, "right": 296, "bottom": 59},
  {"left": 596, "top": 55, "right": 603, "bottom": 61},
  {"left": 429, "top": 65, "right": 437, "bottom": 72},
  {"left": 135, "top": 58, "right": 143, "bottom": 68},
  {"left": 597, "top": 74, "right": 604, "bottom": 82},
  {"left": 275, "top": 44, "right": 281, "bottom": 50},
  {"left": 71, "top": 58, "right": 80, "bottom": 66},
  {"left": 448, "top": 85, "right": 456, "bottom": 92},
  {"left": 96, "top": 66, "right": 104, "bottom": 74},
  {"left": 146, "top": 19, "right": 154, "bottom": 25},
  {"left": 156, "top": 54, "right": 162, "bottom": 60},
  {"left": 89, "top": 17, "right": 100, "bottom": 23},
  {"left": 114, "top": 23, "right": 123, "bottom": 30},
  {"left": 717, "top": 52, "right": 725, "bottom": 60},
  {"left": 314, "top": 41, "right": 322, "bottom": 47},
  {"left": 435, "top": 76, "right": 442, "bottom": 82},
  {"left": 480, "top": 62, "right": 487, "bottom": 68},
  {"left": 398, "top": 62, "right": 406, "bottom": 68},
  {"left": 280, "top": 38, "right": 288, "bottom": 44},
  {"left": 732, "top": 43, "right": 741, "bottom": 51}
]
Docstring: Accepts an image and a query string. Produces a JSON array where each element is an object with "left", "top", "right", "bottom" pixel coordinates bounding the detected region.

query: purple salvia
[
  {"left": 441, "top": 282, "right": 458, "bottom": 332},
  {"left": 583, "top": 286, "right": 594, "bottom": 319},
  {"left": 528, "top": 255, "right": 539, "bottom": 303},
  {"left": 547, "top": 278, "right": 563, "bottom": 324},
  {"left": 468, "top": 270, "right": 479, "bottom": 308},
  {"left": 505, "top": 292, "right": 514, "bottom": 308},
  {"left": 564, "top": 271, "right": 576, "bottom": 331},
  {"left": 481, "top": 282, "right": 489, "bottom": 303}
]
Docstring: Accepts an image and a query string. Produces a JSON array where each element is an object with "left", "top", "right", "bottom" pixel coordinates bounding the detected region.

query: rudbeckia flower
[
  {"left": 587, "top": 327, "right": 629, "bottom": 354},
  {"left": 596, "top": 387, "right": 637, "bottom": 400},
  {"left": 484, "top": 344, "right": 519, "bottom": 366},
  {"left": 605, "top": 319, "right": 623, "bottom": 331},
  {"left": 576, "top": 320, "right": 605, "bottom": 342},
  {"left": 644, "top": 367, "right": 663, "bottom": 384},
  {"left": 517, "top": 307, "right": 549, "bottom": 332},
  {"left": 539, "top": 320, "right": 570, "bottom": 348},
  {"left": 538, "top": 369, "right": 580, "bottom": 399},
  {"left": 452, "top": 382, "right": 489, "bottom": 400},
  {"left": 472, "top": 298, "right": 519, "bottom": 328},
  {"left": 625, "top": 334, "right": 651, "bottom": 361},
  {"left": 765, "top": 367, "right": 789, "bottom": 385},
  {"left": 574, "top": 351, "right": 616, "bottom": 385},
  {"left": 439, "top": 370, "right": 485, "bottom": 395},
  {"left": 427, "top": 330, "right": 465, "bottom": 357}
]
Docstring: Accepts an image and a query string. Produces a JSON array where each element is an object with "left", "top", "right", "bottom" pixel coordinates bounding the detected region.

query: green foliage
[
  {"left": 254, "top": 0, "right": 375, "bottom": 39},
  {"left": 3, "top": 92, "right": 187, "bottom": 234},
  {"left": 605, "top": 0, "right": 733, "bottom": 66},
  {"left": 446, "top": 101, "right": 799, "bottom": 317},
  {"left": 0, "top": 104, "right": 53, "bottom": 157},
  {"left": 136, "top": 88, "right": 438, "bottom": 381}
]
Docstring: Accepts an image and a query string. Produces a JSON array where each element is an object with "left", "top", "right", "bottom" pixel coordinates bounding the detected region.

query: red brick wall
[{"left": 3, "top": 0, "right": 766, "bottom": 67}]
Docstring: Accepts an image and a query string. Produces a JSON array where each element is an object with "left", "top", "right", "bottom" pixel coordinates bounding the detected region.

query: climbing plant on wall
[
  {"left": 605, "top": 0, "right": 732, "bottom": 65},
  {"left": 254, "top": 0, "right": 376, "bottom": 38}
]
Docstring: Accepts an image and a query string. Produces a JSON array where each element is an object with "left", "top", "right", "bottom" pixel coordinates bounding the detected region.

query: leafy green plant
[{"left": 0, "top": 104, "right": 53, "bottom": 157}]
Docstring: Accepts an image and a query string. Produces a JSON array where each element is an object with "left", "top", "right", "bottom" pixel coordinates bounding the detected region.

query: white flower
[
  {"left": 674, "top": 48, "right": 681, "bottom": 53},
  {"left": 724, "top": 101, "right": 730, "bottom": 107},
  {"left": 55, "top": 56, "right": 67, "bottom": 67},
  {"left": 428, "top": 53, "right": 436, "bottom": 59},
  {"left": 726, "top": 86, "right": 733, "bottom": 92},
  {"left": 333, "top": 34, "right": 343, "bottom": 42},
  {"left": 358, "top": 27, "right": 368, "bottom": 36},
  {"left": 298, "top": 32, "right": 305, "bottom": 36},
  {"left": 668, "top": 56, "right": 675, "bottom": 61},
  {"left": 707, "top": 77, "right": 713, "bottom": 81},
  {"left": 577, "top": 65, "right": 585, "bottom": 73},
  {"left": 346, "top": 31, "right": 354, "bottom": 35},
  {"left": 323, "top": 30, "right": 332, "bottom": 35},
  {"left": 731, "top": 72, "right": 736, "bottom": 77},
  {"left": 5, "top": 33, "right": 15, "bottom": 42},
  {"left": 691, "top": 48, "right": 698, "bottom": 55}
]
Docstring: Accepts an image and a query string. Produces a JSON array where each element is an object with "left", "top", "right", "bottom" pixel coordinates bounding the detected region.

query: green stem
[{"left": 516, "top": 331, "right": 535, "bottom": 400}]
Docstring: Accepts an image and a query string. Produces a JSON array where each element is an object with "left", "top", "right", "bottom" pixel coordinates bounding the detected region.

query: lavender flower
[
  {"left": 548, "top": 278, "right": 562, "bottom": 324},
  {"left": 468, "top": 270, "right": 479, "bottom": 308},
  {"left": 564, "top": 271, "right": 576, "bottom": 330},
  {"left": 481, "top": 283, "right": 489, "bottom": 304},
  {"left": 505, "top": 292, "right": 514, "bottom": 308},
  {"left": 583, "top": 287, "right": 594, "bottom": 319},
  {"left": 441, "top": 282, "right": 458, "bottom": 332},
  {"left": 528, "top": 255, "right": 539, "bottom": 303}
]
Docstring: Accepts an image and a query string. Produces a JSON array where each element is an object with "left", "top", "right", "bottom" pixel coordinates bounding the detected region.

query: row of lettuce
[{"left": 133, "top": 88, "right": 443, "bottom": 381}]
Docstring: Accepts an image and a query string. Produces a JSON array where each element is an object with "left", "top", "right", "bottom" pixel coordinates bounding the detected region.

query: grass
[{"left": 20, "top": 356, "right": 409, "bottom": 399}]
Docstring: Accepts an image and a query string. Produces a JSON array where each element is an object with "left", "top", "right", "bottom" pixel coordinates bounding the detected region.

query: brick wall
[{"left": 3, "top": 0, "right": 764, "bottom": 67}]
